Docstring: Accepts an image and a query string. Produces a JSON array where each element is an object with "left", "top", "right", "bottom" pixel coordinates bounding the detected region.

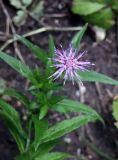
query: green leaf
[
  {"left": 112, "top": 98, "right": 118, "bottom": 128},
  {"left": 71, "top": 0, "right": 105, "bottom": 15},
  {"left": 15, "top": 153, "right": 31, "bottom": 160},
  {"left": 0, "top": 100, "right": 26, "bottom": 153},
  {"left": 32, "top": 65, "right": 44, "bottom": 86},
  {"left": 71, "top": 0, "right": 115, "bottom": 29},
  {"left": 0, "top": 99, "right": 26, "bottom": 136},
  {"left": 45, "top": 59, "right": 53, "bottom": 76},
  {"left": 0, "top": 52, "right": 33, "bottom": 81},
  {"left": 16, "top": 140, "right": 58, "bottom": 160},
  {"left": 32, "top": 140, "right": 58, "bottom": 158},
  {"left": 6, "top": 119, "right": 25, "bottom": 153},
  {"left": 49, "top": 95, "right": 64, "bottom": 106},
  {"left": 39, "top": 114, "right": 97, "bottom": 144},
  {"left": 0, "top": 78, "right": 6, "bottom": 94},
  {"left": 16, "top": 35, "right": 48, "bottom": 64},
  {"left": 30, "top": 1, "right": 44, "bottom": 19},
  {"left": 71, "top": 23, "right": 88, "bottom": 51},
  {"left": 4, "top": 88, "right": 30, "bottom": 109},
  {"left": 48, "top": 35, "right": 55, "bottom": 57},
  {"left": 84, "top": 8, "right": 114, "bottom": 29},
  {"left": 32, "top": 116, "right": 48, "bottom": 151},
  {"left": 51, "top": 99, "right": 103, "bottom": 122},
  {"left": 45, "top": 35, "right": 55, "bottom": 76},
  {"left": 78, "top": 70, "right": 118, "bottom": 85},
  {"left": 111, "top": 1, "right": 118, "bottom": 10},
  {"left": 8, "top": 0, "right": 22, "bottom": 9},
  {"left": 35, "top": 152, "right": 71, "bottom": 160},
  {"left": 39, "top": 105, "right": 48, "bottom": 120},
  {"left": 9, "top": 0, "right": 32, "bottom": 9},
  {"left": 112, "top": 99, "right": 118, "bottom": 121},
  {"left": 22, "top": 0, "right": 32, "bottom": 7},
  {"left": 0, "top": 99, "right": 23, "bottom": 131},
  {"left": 4, "top": 115, "right": 25, "bottom": 153},
  {"left": 89, "top": 0, "right": 106, "bottom": 3},
  {"left": 13, "top": 10, "right": 27, "bottom": 27}
]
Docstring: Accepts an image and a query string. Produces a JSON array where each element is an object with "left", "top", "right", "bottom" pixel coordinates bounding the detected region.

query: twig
[
  {"left": 0, "top": 36, "right": 10, "bottom": 41},
  {"left": 0, "top": 0, "right": 25, "bottom": 63},
  {"left": 11, "top": 24, "right": 25, "bottom": 63},
  {"left": 1, "top": 26, "right": 82, "bottom": 51},
  {"left": 76, "top": 156, "right": 88, "bottom": 160},
  {"left": 78, "top": 83, "right": 85, "bottom": 103},
  {"left": 95, "top": 82, "right": 104, "bottom": 112},
  {"left": 106, "top": 89, "right": 113, "bottom": 98},
  {"left": 11, "top": 22, "right": 25, "bottom": 63},
  {"left": 0, "top": 31, "right": 5, "bottom": 35},
  {"left": 24, "top": 26, "right": 82, "bottom": 37},
  {"left": 0, "top": 32, "right": 11, "bottom": 42},
  {"left": 0, "top": 0, "right": 10, "bottom": 35},
  {"left": 82, "top": 138, "right": 115, "bottom": 160},
  {"left": 44, "top": 13, "right": 69, "bottom": 18},
  {"left": 116, "top": 13, "right": 118, "bottom": 54}
]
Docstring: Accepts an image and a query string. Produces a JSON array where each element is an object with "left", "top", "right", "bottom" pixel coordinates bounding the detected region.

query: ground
[{"left": 0, "top": 0, "right": 118, "bottom": 160}]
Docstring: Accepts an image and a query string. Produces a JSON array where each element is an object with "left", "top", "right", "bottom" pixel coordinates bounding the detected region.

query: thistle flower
[{"left": 49, "top": 44, "right": 94, "bottom": 85}]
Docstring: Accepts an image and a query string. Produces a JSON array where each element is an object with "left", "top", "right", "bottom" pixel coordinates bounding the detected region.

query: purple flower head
[{"left": 49, "top": 44, "right": 94, "bottom": 85}]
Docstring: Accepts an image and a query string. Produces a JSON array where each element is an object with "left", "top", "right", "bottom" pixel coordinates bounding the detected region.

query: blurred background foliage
[
  {"left": 8, "top": 0, "right": 118, "bottom": 29},
  {"left": 71, "top": 0, "right": 118, "bottom": 29},
  {"left": 8, "top": 0, "right": 43, "bottom": 26},
  {"left": 112, "top": 97, "right": 118, "bottom": 129}
]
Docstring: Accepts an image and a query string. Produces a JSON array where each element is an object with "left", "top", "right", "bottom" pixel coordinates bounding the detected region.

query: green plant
[
  {"left": 71, "top": 0, "right": 118, "bottom": 29},
  {"left": 0, "top": 78, "right": 7, "bottom": 95},
  {"left": 112, "top": 96, "right": 118, "bottom": 128},
  {"left": 0, "top": 24, "right": 118, "bottom": 159},
  {"left": 8, "top": 0, "right": 43, "bottom": 26}
]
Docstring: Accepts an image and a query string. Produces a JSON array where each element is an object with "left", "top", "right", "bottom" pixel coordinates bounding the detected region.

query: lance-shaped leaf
[
  {"left": 16, "top": 35, "right": 48, "bottom": 64},
  {"left": 32, "top": 116, "right": 48, "bottom": 151},
  {"left": 38, "top": 114, "right": 98, "bottom": 144},
  {"left": 71, "top": 0, "right": 105, "bottom": 15},
  {"left": 32, "top": 140, "right": 59, "bottom": 158},
  {"left": 39, "top": 105, "right": 48, "bottom": 120},
  {"left": 78, "top": 70, "right": 118, "bottom": 85},
  {"left": 84, "top": 8, "right": 114, "bottom": 29},
  {"left": 51, "top": 99, "right": 103, "bottom": 123},
  {"left": 48, "top": 34, "right": 55, "bottom": 57},
  {"left": 72, "top": 23, "right": 88, "bottom": 51},
  {"left": 35, "top": 152, "right": 71, "bottom": 160},
  {"left": 0, "top": 100, "right": 26, "bottom": 153},
  {"left": 16, "top": 140, "right": 59, "bottom": 160},
  {"left": 0, "top": 52, "right": 33, "bottom": 81},
  {"left": 0, "top": 99, "right": 24, "bottom": 132},
  {"left": 4, "top": 88, "right": 30, "bottom": 109}
]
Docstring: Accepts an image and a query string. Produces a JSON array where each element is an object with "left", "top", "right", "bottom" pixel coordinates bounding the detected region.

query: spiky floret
[{"left": 49, "top": 45, "right": 94, "bottom": 85}]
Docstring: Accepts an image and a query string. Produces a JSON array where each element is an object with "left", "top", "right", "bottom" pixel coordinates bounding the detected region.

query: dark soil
[{"left": 0, "top": 0, "right": 118, "bottom": 160}]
